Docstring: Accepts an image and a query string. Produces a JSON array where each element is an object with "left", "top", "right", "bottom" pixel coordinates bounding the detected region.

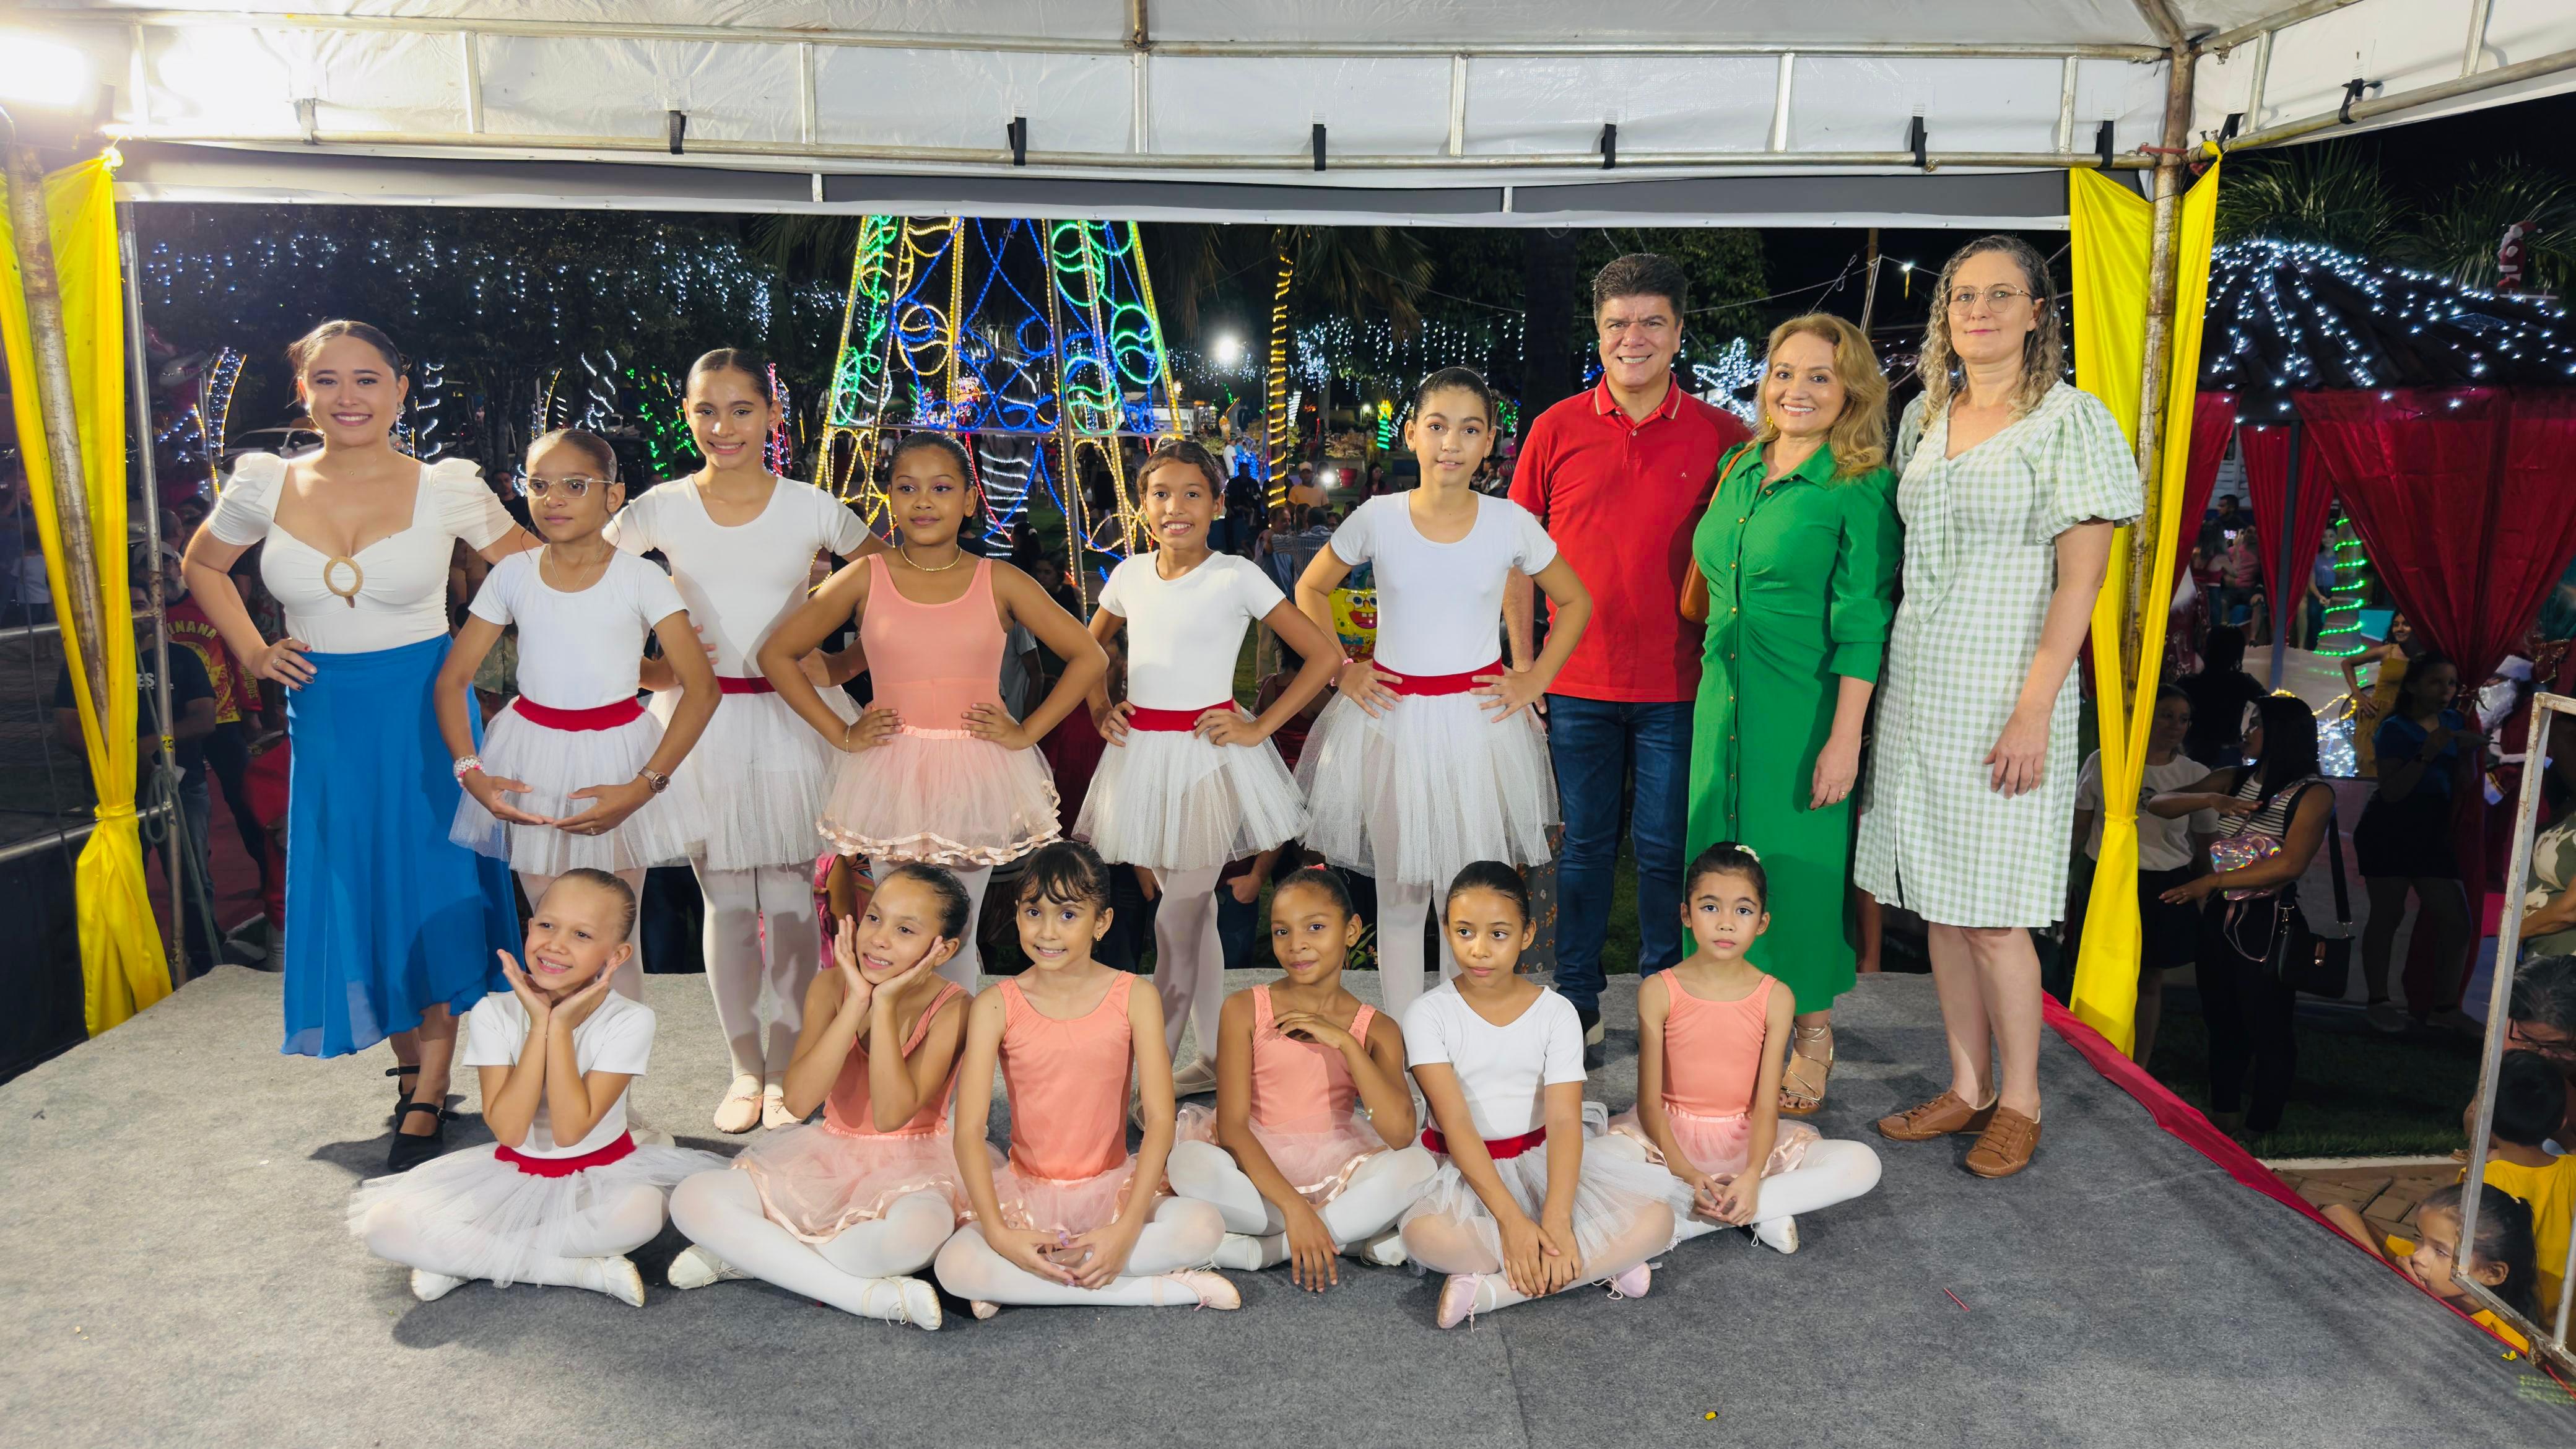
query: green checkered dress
[{"left": 1853, "top": 381, "right": 2141, "bottom": 928}]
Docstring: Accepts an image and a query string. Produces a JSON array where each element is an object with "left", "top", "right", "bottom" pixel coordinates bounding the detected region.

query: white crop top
[
  {"left": 604, "top": 477, "right": 868, "bottom": 677},
  {"left": 1328, "top": 494, "right": 1557, "bottom": 677},
  {"left": 467, "top": 550, "right": 688, "bottom": 711},
  {"left": 205, "top": 454, "right": 516, "bottom": 655},
  {"left": 461, "top": 990, "right": 656, "bottom": 1157},
  {"left": 1095, "top": 552, "right": 1286, "bottom": 711},
  {"left": 1401, "top": 982, "right": 1586, "bottom": 1140}
]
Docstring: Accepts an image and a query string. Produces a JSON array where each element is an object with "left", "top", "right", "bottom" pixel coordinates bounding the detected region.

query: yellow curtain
[
  {"left": 0, "top": 154, "right": 168, "bottom": 1032},
  {"left": 2065, "top": 160, "right": 2222, "bottom": 1056}
]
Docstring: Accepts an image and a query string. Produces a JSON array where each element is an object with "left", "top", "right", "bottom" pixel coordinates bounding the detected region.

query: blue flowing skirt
[{"left": 281, "top": 634, "right": 515, "bottom": 1058}]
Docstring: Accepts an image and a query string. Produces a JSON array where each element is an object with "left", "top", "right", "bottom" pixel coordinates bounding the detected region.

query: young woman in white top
[
  {"left": 1081, "top": 438, "right": 1341, "bottom": 1090},
  {"left": 605, "top": 349, "right": 877, "bottom": 1134},
  {"left": 437, "top": 429, "right": 720, "bottom": 1003},
  {"left": 179, "top": 320, "right": 536, "bottom": 1170},
  {"left": 1400, "top": 862, "right": 1679, "bottom": 1327},
  {"left": 1295, "top": 367, "right": 1593, "bottom": 1017},
  {"left": 349, "top": 872, "right": 724, "bottom": 1305}
]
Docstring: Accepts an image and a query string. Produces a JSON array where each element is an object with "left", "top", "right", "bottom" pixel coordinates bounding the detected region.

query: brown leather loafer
[
  {"left": 1964, "top": 1108, "right": 2042, "bottom": 1178},
  {"left": 1876, "top": 1090, "right": 1999, "bottom": 1142}
]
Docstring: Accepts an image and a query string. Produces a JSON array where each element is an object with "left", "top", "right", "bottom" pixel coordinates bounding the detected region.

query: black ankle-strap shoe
[{"left": 386, "top": 1099, "right": 451, "bottom": 1173}]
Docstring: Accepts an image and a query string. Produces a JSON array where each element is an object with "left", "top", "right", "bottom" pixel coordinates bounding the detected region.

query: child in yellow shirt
[{"left": 2462, "top": 1051, "right": 2576, "bottom": 1318}]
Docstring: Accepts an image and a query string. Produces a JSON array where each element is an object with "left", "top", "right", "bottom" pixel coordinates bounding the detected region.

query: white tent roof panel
[{"left": 22, "top": 2, "right": 2576, "bottom": 225}]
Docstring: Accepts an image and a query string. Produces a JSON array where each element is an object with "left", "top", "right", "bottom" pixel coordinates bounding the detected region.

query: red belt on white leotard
[
  {"left": 510, "top": 697, "right": 645, "bottom": 731},
  {"left": 715, "top": 674, "right": 776, "bottom": 695},
  {"left": 1126, "top": 703, "right": 1235, "bottom": 731},
  {"left": 1383, "top": 659, "right": 1501, "bottom": 697},
  {"left": 496, "top": 1131, "right": 636, "bottom": 1177},
  {"left": 1421, "top": 1125, "right": 1546, "bottom": 1160}
]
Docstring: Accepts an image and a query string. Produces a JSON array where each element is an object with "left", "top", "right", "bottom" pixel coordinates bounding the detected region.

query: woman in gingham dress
[{"left": 1854, "top": 235, "right": 2139, "bottom": 1179}]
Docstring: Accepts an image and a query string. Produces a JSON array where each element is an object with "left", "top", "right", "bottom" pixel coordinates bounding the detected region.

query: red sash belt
[
  {"left": 1421, "top": 1124, "right": 1547, "bottom": 1160},
  {"left": 716, "top": 674, "right": 776, "bottom": 695},
  {"left": 511, "top": 697, "right": 645, "bottom": 731},
  {"left": 1127, "top": 703, "right": 1235, "bottom": 731},
  {"left": 1384, "top": 659, "right": 1500, "bottom": 697},
  {"left": 496, "top": 1131, "right": 636, "bottom": 1177}
]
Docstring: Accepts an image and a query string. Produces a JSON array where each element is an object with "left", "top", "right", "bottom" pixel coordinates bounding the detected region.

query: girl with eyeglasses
[
  {"left": 1855, "top": 235, "right": 2143, "bottom": 1179},
  {"left": 435, "top": 429, "right": 720, "bottom": 1003}
]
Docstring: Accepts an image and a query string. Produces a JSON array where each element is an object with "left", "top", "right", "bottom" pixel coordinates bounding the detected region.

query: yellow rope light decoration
[{"left": 1264, "top": 228, "right": 1295, "bottom": 506}]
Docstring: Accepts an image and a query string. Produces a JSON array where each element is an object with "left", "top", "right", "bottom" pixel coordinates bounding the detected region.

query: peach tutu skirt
[
  {"left": 991, "top": 1152, "right": 1164, "bottom": 1237},
  {"left": 1606, "top": 1103, "right": 1817, "bottom": 1180},
  {"left": 817, "top": 729, "right": 1061, "bottom": 868},
  {"left": 1174, "top": 1103, "right": 1385, "bottom": 1206},
  {"left": 732, "top": 1122, "right": 978, "bottom": 1245}
]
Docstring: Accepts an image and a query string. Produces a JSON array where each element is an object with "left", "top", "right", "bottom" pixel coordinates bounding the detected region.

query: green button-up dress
[{"left": 1687, "top": 440, "right": 1900, "bottom": 1014}]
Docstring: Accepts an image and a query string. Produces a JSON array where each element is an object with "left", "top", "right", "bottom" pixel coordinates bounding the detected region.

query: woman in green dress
[{"left": 1688, "top": 312, "right": 1900, "bottom": 1118}]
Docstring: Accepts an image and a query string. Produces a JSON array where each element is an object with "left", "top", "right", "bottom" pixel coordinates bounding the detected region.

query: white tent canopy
[{"left": 24, "top": 1, "right": 2576, "bottom": 225}]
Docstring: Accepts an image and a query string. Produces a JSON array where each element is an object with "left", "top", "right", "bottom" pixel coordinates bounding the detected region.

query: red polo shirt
[{"left": 1510, "top": 378, "right": 1750, "bottom": 702}]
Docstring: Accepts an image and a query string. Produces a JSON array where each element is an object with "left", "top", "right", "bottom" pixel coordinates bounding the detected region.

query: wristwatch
[{"left": 638, "top": 767, "right": 672, "bottom": 794}]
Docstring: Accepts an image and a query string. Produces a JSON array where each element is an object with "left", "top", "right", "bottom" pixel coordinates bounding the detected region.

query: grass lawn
[{"left": 2141, "top": 996, "right": 2485, "bottom": 1159}]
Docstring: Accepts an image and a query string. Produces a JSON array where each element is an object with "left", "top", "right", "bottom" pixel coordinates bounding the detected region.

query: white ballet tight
[
  {"left": 932, "top": 1198, "right": 1226, "bottom": 1307},
  {"left": 1590, "top": 1134, "right": 1884, "bottom": 1241},
  {"left": 934, "top": 864, "right": 992, "bottom": 992},
  {"left": 518, "top": 869, "right": 646, "bottom": 1003},
  {"left": 694, "top": 859, "right": 820, "bottom": 1078},
  {"left": 1401, "top": 1198, "right": 1676, "bottom": 1317},
  {"left": 1151, "top": 867, "right": 1224, "bottom": 1060},
  {"left": 1166, "top": 1141, "right": 1435, "bottom": 1263},
  {"left": 668, "top": 1170, "right": 956, "bottom": 1319},
  {"left": 359, "top": 1181, "right": 665, "bottom": 1289},
  {"left": 1373, "top": 878, "right": 1448, "bottom": 1019}
]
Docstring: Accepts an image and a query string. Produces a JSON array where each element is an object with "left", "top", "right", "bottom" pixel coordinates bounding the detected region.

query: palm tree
[
  {"left": 2214, "top": 140, "right": 2408, "bottom": 257},
  {"left": 1147, "top": 223, "right": 1430, "bottom": 337},
  {"left": 2394, "top": 157, "right": 2576, "bottom": 295}
]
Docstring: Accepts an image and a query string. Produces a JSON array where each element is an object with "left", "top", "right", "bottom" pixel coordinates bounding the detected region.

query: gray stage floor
[{"left": 4, "top": 967, "right": 2564, "bottom": 1448}]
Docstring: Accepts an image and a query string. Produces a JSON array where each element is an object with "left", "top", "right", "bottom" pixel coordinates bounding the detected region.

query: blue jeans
[{"left": 1546, "top": 696, "right": 1690, "bottom": 1016}]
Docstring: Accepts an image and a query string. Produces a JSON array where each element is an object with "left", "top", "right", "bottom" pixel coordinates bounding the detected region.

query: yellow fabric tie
[{"left": 1, "top": 154, "right": 172, "bottom": 1033}]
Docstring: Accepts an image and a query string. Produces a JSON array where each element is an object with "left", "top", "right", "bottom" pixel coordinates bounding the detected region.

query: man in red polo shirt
[{"left": 1508, "top": 254, "right": 1750, "bottom": 1058}]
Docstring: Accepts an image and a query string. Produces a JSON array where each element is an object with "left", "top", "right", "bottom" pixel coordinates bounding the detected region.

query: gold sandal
[{"left": 1778, "top": 1025, "right": 1834, "bottom": 1118}]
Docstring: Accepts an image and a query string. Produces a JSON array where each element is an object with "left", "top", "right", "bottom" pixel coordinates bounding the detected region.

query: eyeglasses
[
  {"left": 1947, "top": 285, "right": 2037, "bottom": 312},
  {"left": 515, "top": 474, "right": 612, "bottom": 499},
  {"left": 2506, "top": 1019, "right": 2576, "bottom": 1062}
]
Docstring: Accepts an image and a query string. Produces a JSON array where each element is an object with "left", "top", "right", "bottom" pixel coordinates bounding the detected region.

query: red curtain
[
  {"left": 2173, "top": 391, "right": 2239, "bottom": 584},
  {"left": 2294, "top": 388, "right": 2576, "bottom": 682},
  {"left": 2237, "top": 423, "right": 2338, "bottom": 624}
]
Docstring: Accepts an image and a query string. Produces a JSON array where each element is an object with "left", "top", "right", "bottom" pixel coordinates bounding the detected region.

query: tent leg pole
[
  {"left": 2, "top": 118, "right": 112, "bottom": 733},
  {"left": 2122, "top": 44, "right": 2197, "bottom": 698},
  {"left": 120, "top": 199, "right": 186, "bottom": 984},
  {"left": 2269, "top": 419, "right": 2302, "bottom": 691}
]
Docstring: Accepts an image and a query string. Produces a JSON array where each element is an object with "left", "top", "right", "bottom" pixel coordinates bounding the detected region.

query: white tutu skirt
[
  {"left": 819, "top": 729, "right": 1061, "bottom": 868},
  {"left": 1294, "top": 692, "right": 1556, "bottom": 889},
  {"left": 1174, "top": 1102, "right": 1386, "bottom": 1205},
  {"left": 734, "top": 1123, "right": 975, "bottom": 1244},
  {"left": 1076, "top": 723, "right": 1308, "bottom": 871},
  {"left": 660, "top": 686, "right": 856, "bottom": 873},
  {"left": 1606, "top": 1103, "right": 1817, "bottom": 1181},
  {"left": 991, "top": 1152, "right": 1162, "bottom": 1236},
  {"left": 346, "top": 1140, "right": 724, "bottom": 1286},
  {"left": 1399, "top": 1113, "right": 1683, "bottom": 1266},
  {"left": 450, "top": 707, "right": 700, "bottom": 876}
]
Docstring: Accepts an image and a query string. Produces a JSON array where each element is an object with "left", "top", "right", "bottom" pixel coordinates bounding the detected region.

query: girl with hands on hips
[
  {"left": 1079, "top": 439, "right": 1340, "bottom": 1097},
  {"left": 438, "top": 431, "right": 717, "bottom": 1003},
  {"left": 1398, "top": 864, "right": 1679, "bottom": 1326},
  {"left": 931, "top": 843, "right": 1238, "bottom": 1315},
  {"left": 1293, "top": 368, "right": 1590, "bottom": 1018},
  {"left": 759, "top": 433, "right": 1106, "bottom": 991},
  {"left": 664, "top": 864, "right": 980, "bottom": 1329},
  {"left": 1165, "top": 867, "right": 1437, "bottom": 1291}
]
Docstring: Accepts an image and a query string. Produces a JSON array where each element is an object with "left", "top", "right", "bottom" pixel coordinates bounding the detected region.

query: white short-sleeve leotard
[
  {"left": 1400, "top": 982, "right": 1587, "bottom": 1140},
  {"left": 459, "top": 991, "right": 656, "bottom": 1157},
  {"left": 1095, "top": 553, "right": 1286, "bottom": 711},
  {"left": 1327, "top": 495, "right": 1556, "bottom": 677},
  {"left": 467, "top": 550, "right": 687, "bottom": 711},
  {"left": 604, "top": 477, "right": 866, "bottom": 675}
]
